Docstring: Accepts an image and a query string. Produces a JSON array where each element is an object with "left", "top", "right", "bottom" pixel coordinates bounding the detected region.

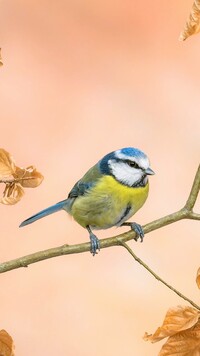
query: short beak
[{"left": 145, "top": 167, "right": 155, "bottom": 175}]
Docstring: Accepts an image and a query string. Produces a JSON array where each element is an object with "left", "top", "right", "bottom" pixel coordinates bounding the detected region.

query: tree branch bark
[{"left": 0, "top": 165, "right": 199, "bottom": 274}]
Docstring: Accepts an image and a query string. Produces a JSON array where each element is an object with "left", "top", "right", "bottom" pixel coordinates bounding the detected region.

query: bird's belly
[
  {"left": 70, "top": 176, "right": 149, "bottom": 229},
  {"left": 90, "top": 203, "right": 135, "bottom": 230}
]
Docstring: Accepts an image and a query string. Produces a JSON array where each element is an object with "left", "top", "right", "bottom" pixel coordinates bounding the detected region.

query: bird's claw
[
  {"left": 121, "top": 222, "right": 144, "bottom": 242},
  {"left": 89, "top": 233, "right": 100, "bottom": 256},
  {"left": 130, "top": 222, "right": 144, "bottom": 242}
]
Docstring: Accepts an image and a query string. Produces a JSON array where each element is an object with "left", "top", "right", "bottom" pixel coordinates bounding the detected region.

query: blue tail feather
[{"left": 19, "top": 199, "right": 68, "bottom": 227}]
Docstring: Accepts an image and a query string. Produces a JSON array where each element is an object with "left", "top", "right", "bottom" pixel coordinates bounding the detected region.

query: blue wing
[{"left": 68, "top": 181, "right": 94, "bottom": 198}]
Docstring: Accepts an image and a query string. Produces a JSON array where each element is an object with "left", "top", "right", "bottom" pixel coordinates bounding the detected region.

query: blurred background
[{"left": 0, "top": 1, "right": 200, "bottom": 355}]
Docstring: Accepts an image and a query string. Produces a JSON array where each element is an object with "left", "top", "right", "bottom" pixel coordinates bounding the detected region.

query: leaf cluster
[
  {"left": 145, "top": 270, "right": 200, "bottom": 355},
  {"left": 0, "top": 149, "right": 43, "bottom": 205}
]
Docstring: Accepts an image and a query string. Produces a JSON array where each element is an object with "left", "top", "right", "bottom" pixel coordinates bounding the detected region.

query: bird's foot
[
  {"left": 87, "top": 226, "right": 100, "bottom": 256},
  {"left": 121, "top": 222, "right": 144, "bottom": 242},
  {"left": 89, "top": 233, "right": 100, "bottom": 256}
]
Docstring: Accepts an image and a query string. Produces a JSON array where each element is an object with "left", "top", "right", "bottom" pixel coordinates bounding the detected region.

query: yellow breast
[{"left": 71, "top": 175, "right": 149, "bottom": 229}]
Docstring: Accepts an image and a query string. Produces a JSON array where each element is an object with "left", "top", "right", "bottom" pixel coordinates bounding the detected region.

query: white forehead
[{"left": 115, "top": 149, "right": 150, "bottom": 170}]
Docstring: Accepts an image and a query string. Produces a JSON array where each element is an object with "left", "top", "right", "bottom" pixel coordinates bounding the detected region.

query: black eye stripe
[{"left": 126, "top": 160, "right": 140, "bottom": 169}]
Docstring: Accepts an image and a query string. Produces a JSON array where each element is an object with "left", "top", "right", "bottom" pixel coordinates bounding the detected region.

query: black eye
[{"left": 127, "top": 160, "right": 139, "bottom": 169}]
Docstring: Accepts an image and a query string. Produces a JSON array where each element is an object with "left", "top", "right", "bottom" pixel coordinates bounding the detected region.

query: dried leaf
[
  {"left": 0, "top": 49, "right": 3, "bottom": 66},
  {"left": 13, "top": 166, "right": 44, "bottom": 188},
  {"left": 158, "top": 320, "right": 200, "bottom": 356},
  {"left": 0, "top": 149, "right": 44, "bottom": 205},
  {"left": 0, "top": 149, "right": 16, "bottom": 178},
  {"left": 144, "top": 306, "right": 200, "bottom": 343},
  {"left": 196, "top": 267, "right": 200, "bottom": 289},
  {"left": 1, "top": 183, "right": 24, "bottom": 205},
  {"left": 0, "top": 329, "right": 15, "bottom": 356},
  {"left": 179, "top": 0, "right": 200, "bottom": 41}
]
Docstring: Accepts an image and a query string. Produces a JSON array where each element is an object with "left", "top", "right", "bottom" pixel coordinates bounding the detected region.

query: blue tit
[{"left": 20, "top": 147, "right": 154, "bottom": 255}]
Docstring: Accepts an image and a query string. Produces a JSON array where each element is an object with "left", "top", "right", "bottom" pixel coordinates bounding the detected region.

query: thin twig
[
  {"left": 185, "top": 164, "right": 200, "bottom": 210},
  {"left": 118, "top": 240, "right": 200, "bottom": 311},
  {"left": 0, "top": 177, "right": 37, "bottom": 184},
  {"left": 0, "top": 164, "right": 199, "bottom": 274}
]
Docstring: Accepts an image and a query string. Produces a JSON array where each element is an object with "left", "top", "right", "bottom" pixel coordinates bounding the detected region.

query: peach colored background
[{"left": 0, "top": 1, "right": 200, "bottom": 355}]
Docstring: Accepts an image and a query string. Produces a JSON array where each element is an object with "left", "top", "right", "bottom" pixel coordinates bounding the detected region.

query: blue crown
[
  {"left": 120, "top": 147, "right": 147, "bottom": 159},
  {"left": 99, "top": 147, "right": 147, "bottom": 175}
]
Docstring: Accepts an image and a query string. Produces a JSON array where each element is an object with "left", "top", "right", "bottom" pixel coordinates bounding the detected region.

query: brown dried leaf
[
  {"left": 0, "top": 49, "right": 3, "bottom": 66},
  {"left": 196, "top": 268, "right": 200, "bottom": 289},
  {"left": 144, "top": 306, "right": 200, "bottom": 343},
  {"left": 0, "top": 149, "right": 16, "bottom": 178},
  {"left": 1, "top": 183, "right": 24, "bottom": 205},
  {"left": 179, "top": 0, "right": 200, "bottom": 41},
  {"left": 14, "top": 166, "right": 44, "bottom": 188},
  {"left": 158, "top": 320, "right": 200, "bottom": 356},
  {"left": 0, "top": 329, "right": 15, "bottom": 356},
  {"left": 0, "top": 149, "right": 44, "bottom": 204}
]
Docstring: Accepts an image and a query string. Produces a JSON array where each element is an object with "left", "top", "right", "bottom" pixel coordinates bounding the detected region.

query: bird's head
[{"left": 99, "top": 147, "right": 155, "bottom": 187}]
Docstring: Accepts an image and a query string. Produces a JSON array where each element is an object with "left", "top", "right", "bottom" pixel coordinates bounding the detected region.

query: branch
[
  {"left": 0, "top": 165, "right": 199, "bottom": 274},
  {"left": 185, "top": 163, "right": 200, "bottom": 210},
  {"left": 0, "top": 176, "right": 38, "bottom": 184}
]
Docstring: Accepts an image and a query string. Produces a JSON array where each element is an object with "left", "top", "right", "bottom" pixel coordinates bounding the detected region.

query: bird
[{"left": 20, "top": 147, "right": 154, "bottom": 256}]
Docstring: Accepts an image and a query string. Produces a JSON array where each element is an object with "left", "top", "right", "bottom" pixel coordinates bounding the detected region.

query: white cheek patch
[{"left": 108, "top": 160, "right": 144, "bottom": 186}]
